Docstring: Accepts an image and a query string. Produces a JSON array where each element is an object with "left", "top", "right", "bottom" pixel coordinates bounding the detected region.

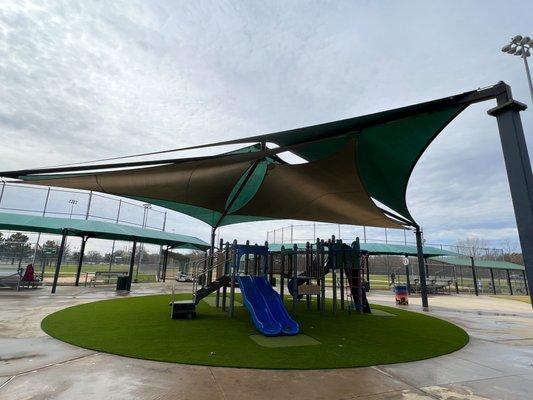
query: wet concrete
[{"left": 0, "top": 284, "right": 532, "bottom": 399}]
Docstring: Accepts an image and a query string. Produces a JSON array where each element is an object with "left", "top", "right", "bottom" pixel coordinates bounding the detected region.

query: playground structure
[
  {"left": 172, "top": 236, "right": 376, "bottom": 336},
  {"left": 172, "top": 234, "right": 528, "bottom": 336},
  {"left": 1, "top": 81, "right": 532, "bottom": 310}
]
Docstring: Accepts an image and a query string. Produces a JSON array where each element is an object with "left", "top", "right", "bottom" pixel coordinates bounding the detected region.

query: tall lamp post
[
  {"left": 135, "top": 203, "right": 151, "bottom": 280},
  {"left": 502, "top": 35, "right": 533, "bottom": 103},
  {"left": 68, "top": 199, "right": 78, "bottom": 218}
]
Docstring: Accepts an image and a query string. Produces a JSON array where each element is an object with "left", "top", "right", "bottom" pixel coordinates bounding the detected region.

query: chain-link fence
[
  {"left": 0, "top": 182, "right": 179, "bottom": 286},
  {"left": 1, "top": 182, "right": 527, "bottom": 294},
  {"left": 266, "top": 223, "right": 527, "bottom": 295}
]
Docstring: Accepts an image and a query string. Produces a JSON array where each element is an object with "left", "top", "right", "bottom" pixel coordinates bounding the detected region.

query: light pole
[
  {"left": 135, "top": 203, "right": 151, "bottom": 281},
  {"left": 502, "top": 35, "right": 533, "bottom": 103},
  {"left": 68, "top": 199, "right": 78, "bottom": 218}
]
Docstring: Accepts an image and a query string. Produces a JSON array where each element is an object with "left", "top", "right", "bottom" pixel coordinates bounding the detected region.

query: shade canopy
[
  {"left": 1, "top": 86, "right": 497, "bottom": 229},
  {"left": 268, "top": 242, "right": 457, "bottom": 257},
  {"left": 432, "top": 256, "right": 525, "bottom": 271},
  {"left": 0, "top": 212, "right": 209, "bottom": 250}
]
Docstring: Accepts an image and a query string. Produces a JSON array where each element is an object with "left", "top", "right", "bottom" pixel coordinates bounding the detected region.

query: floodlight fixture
[
  {"left": 501, "top": 35, "right": 533, "bottom": 102},
  {"left": 502, "top": 44, "right": 512, "bottom": 52}
]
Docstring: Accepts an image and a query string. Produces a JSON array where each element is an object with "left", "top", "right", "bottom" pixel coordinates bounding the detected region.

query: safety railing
[{"left": 189, "top": 250, "right": 231, "bottom": 302}]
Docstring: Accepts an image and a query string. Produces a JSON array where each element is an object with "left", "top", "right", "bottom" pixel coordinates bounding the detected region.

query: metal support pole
[
  {"left": 523, "top": 270, "right": 529, "bottom": 295},
  {"left": 305, "top": 242, "right": 311, "bottom": 310},
  {"left": 365, "top": 255, "right": 370, "bottom": 290},
  {"left": 33, "top": 187, "right": 51, "bottom": 265},
  {"left": 319, "top": 240, "right": 326, "bottom": 311},
  {"left": 162, "top": 247, "right": 169, "bottom": 282},
  {"left": 0, "top": 181, "right": 5, "bottom": 206},
  {"left": 51, "top": 230, "right": 67, "bottom": 294},
  {"left": 268, "top": 252, "right": 274, "bottom": 285},
  {"left": 128, "top": 239, "right": 137, "bottom": 291},
  {"left": 280, "top": 246, "right": 285, "bottom": 300},
  {"left": 75, "top": 236, "right": 87, "bottom": 286},
  {"left": 85, "top": 191, "right": 92, "bottom": 220},
  {"left": 506, "top": 269, "right": 513, "bottom": 295},
  {"left": 521, "top": 51, "right": 533, "bottom": 104},
  {"left": 109, "top": 199, "right": 122, "bottom": 273},
  {"left": 340, "top": 251, "right": 345, "bottom": 310},
  {"left": 244, "top": 240, "right": 250, "bottom": 275},
  {"left": 291, "top": 225, "right": 294, "bottom": 244},
  {"left": 229, "top": 240, "right": 237, "bottom": 318},
  {"left": 292, "top": 244, "right": 298, "bottom": 313},
  {"left": 471, "top": 257, "right": 479, "bottom": 296},
  {"left": 414, "top": 226, "right": 429, "bottom": 309},
  {"left": 488, "top": 86, "right": 533, "bottom": 306},
  {"left": 453, "top": 265, "right": 459, "bottom": 294},
  {"left": 332, "top": 266, "right": 337, "bottom": 315},
  {"left": 405, "top": 256, "right": 411, "bottom": 294},
  {"left": 157, "top": 212, "right": 168, "bottom": 281},
  {"left": 216, "top": 238, "right": 223, "bottom": 307},
  {"left": 208, "top": 227, "right": 216, "bottom": 283},
  {"left": 136, "top": 205, "right": 149, "bottom": 280},
  {"left": 490, "top": 268, "right": 496, "bottom": 295},
  {"left": 332, "top": 238, "right": 337, "bottom": 315}
]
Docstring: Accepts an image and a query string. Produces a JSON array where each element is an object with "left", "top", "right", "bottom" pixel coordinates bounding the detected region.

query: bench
[
  {"left": 88, "top": 271, "right": 128, "bottom": 287},
  {"left": 0, "top": 272, "right": 42, "bottom": 290}
]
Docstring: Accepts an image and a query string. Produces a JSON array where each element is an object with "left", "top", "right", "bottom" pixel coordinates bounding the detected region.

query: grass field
[{"left": 42, "top": 294, "right": 469, "bottom": 369}]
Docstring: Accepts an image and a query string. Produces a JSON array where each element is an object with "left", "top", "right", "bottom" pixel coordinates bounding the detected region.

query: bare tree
[{"left": 455, "top": 237, "right": 488, "bottom": 259}]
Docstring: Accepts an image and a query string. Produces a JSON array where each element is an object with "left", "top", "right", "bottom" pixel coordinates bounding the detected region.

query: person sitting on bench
[{"left": 20, "top": 264, "right": 40, "bottom": 288}]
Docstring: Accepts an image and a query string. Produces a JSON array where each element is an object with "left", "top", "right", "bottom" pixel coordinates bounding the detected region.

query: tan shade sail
[
  {"left": 236, "top": 139, "right": 400, "bottom": 227},
  {"left": 11, "top": 139, "right": 401, "bottom": 228},
  {"left": 1, "top": 85, "right": 493, "bottom": 229}
]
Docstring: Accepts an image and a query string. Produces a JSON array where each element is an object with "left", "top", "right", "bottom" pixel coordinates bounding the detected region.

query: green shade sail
[
  {"left": 433, "top": 256, "right": 525, "bottom": 271},
  {"left": 268, "top": 242, "right": 457, "bottom": 257},
  {"left": 0, "top": 212, "right": 209, "bottom": 250},
  {"left": 357, "top": 106, "right": 466, "bottom": 220},
  {"left": 0, "top": 87, "right": 483, "bottom": 229}
]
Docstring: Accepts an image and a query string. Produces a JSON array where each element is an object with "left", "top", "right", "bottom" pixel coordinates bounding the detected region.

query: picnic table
[{"left": 86, "top": 271, "right": 129, "bottom": 287}]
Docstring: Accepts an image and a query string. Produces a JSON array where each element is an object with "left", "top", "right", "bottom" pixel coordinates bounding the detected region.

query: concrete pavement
[{"left": 1, "top": 284, "right": 532, "bottom": 399}]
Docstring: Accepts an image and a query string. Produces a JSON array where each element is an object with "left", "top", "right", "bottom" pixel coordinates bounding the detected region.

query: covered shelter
[
  {"left": 431, "top": 256, "right": 527, "bottom": 296},
  {"left": 268, "top": 242, "right": 457, "bottom": 256},
  {"left": 1, "top": 81, "right": 532, "bottom": 308},
  {"left": 0, "top": 212, "right": 209, "bottom": 293}
]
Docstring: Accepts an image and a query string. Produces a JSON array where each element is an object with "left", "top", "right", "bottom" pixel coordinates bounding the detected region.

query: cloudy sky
[{"left": 1, "top": 0, "right": 532, "bottom": 253}]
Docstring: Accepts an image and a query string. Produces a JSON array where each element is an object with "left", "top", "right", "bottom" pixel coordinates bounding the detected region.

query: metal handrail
[{"left": 187, "top": 251, "right": 230, "bottom": 301}]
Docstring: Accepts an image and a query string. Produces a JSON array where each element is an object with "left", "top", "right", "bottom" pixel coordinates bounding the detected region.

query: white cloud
[{"left": 1, "top": 0, "right": 532, "bottom": 251}]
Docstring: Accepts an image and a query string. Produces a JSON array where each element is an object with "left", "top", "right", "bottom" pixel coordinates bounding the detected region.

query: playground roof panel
[
  {"left": 1, "top": 85, "right": 501, "bottom": 228},
  {"left": 433, "top": 256, "right": 525, "bottom": 271},
  {"left": 268, "top": 242, "right": 457, "bottom": 257},
  {"left": 0, "top": 212, "right": 209, "bottom": 250}
]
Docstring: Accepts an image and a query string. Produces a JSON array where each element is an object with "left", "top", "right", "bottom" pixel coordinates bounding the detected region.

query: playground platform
[{"left": 1, "top": 283, "right": 532, "bottom": 399}]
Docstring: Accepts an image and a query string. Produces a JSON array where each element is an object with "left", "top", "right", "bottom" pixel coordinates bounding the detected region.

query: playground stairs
[
  {"left": 194, "top": 275, "right": 230, "bottom": 304},
  {"left": 171, "top": 275, "right": 231, "bottom": 319}
]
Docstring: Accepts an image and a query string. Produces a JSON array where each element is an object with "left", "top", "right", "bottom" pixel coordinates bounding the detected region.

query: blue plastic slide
[
  {"left": 238, "top": 276, "right": 282, "bottom": 336},
  {"left": 253, "top": 276, "right": 300, "bottom": 335}
]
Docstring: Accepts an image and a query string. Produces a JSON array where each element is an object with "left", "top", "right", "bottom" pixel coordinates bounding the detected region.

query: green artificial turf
[{"left": 41, "top": 294, "right": 468, "bottom": 369}]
